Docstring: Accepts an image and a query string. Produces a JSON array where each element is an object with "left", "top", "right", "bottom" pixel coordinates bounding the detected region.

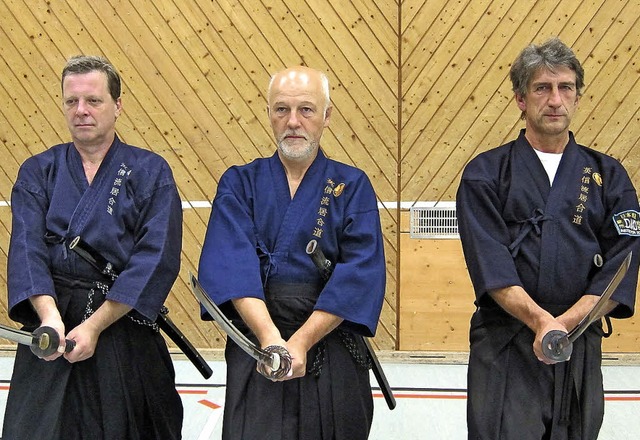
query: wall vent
[{"left": 410, "top": 206, "right": 459, "bottom": 239}]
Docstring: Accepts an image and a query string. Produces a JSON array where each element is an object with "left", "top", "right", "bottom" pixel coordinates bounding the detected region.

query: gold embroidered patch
[
  {"left": 592, "top": 172, "right": 603, "bottom": 186},
  {"left": 333, "top": 183, "right": 345, "bottom": 197}
]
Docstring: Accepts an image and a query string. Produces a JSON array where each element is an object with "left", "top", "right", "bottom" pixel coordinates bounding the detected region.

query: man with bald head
[{"left": 198, "top": 66, "right": 386, "bottom": 439}]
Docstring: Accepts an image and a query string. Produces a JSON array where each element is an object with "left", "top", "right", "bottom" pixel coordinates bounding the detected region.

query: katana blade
[
  {"left": 542, "top": 251, "right": 632, "bottom": 362},
  {"left": 0, "top": 324, "right": 34, "bottom": 346},
  {"left": 189, "top": 272, "right": 291, "bottom": 378},
  {"left": 0, "top": 323, "right": 75, "bottom": 357},
  {"left": 567, "top": 251, "right": 632, "bottom": 342}
]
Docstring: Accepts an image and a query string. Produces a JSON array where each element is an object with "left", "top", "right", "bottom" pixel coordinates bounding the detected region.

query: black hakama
[
  {"left": 3, "top": 277, "right": 183, "bottom": 439},
  {"left": 221, "top": 283, "right": 373, "bottom": 440}
]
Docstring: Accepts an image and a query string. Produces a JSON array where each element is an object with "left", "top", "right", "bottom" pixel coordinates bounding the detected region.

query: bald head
[
  {"left": 267, "top": 66, "right": 332, "bottom": 164},
  {"left": 268, "top": 66, "right": 331, "bottom": 116}
]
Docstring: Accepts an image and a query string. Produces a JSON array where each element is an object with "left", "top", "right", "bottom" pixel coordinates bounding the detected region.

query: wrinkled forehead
[
  {"left": 529, "top": 65, "right": 577, "bottom": 86},
  {"left": 62, "top": 70, "right": 110, "bottom": 94},
  {"left": 269, "top": 68, "right": 325, "bottom": 105}
]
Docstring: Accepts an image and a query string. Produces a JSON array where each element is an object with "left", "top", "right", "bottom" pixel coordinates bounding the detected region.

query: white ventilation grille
[{"left": 410, "top": 206, "right": 459, "bottom": 239}]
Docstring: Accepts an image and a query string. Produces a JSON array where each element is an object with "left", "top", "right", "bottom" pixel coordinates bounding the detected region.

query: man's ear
[
  {"left": 515, "top": 93, "right": 526, "bottom": 112},
  {"left": 324, "top": 105, "right": 332, "bottom": 127},
  {"left": 115, "top": 97, "right": 122, "bottom": 119}
]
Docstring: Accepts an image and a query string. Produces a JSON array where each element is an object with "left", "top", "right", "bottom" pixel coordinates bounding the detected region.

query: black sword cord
[{"left": 68, "top": 236, "right": 213, "bottom": 379}]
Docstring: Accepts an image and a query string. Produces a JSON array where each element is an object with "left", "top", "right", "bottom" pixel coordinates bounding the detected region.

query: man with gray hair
[
  {"left": 457, "top": 38, "right": 639, "bottom": 439},
  {"left": 3, "top": 55, "right": 183, "bottom": 439}
]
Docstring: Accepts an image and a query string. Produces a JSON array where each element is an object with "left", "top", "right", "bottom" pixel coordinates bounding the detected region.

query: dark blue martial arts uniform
[
  {"left": 3, "top": 136, "right": 184, "bottom": 440},
  {"left": 198, "top": 149, "right": 386, "bottom": 440},
  {"left": 457, "top": 129, "right": 640, "bottom": 440}
]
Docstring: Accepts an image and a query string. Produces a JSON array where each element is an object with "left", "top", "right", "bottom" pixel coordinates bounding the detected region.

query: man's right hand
[
  {"left": 534, "top": 318, "right": 569, "bottom": 364},
  {"left": 489, "top": 286, "right": 569, "bottom": 364},
  {"left": 29, "top": 294, "right": 66, "bottom": 361}
]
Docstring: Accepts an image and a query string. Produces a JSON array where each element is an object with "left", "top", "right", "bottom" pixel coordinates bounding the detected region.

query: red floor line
[
  {"left": 177, "top": 389, "right": 209, "bottom": 395},
  {"left": 3, "top": 385, "right": 638, "bottom": 402},
  {"left": 372, "top": 393, "right": 640, "bottom": 402}
]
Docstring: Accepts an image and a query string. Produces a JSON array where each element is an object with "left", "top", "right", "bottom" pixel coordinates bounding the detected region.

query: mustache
[{"left": 280, "top": 131, "right": 307, "bottom": 140}]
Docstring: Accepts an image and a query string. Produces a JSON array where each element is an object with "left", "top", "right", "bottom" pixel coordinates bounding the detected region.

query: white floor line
[{"left": 197, "top": 405, "right": 223, "bottom": 440}]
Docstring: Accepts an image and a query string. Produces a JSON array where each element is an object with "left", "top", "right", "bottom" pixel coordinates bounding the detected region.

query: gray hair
[
  {"left": 62, "top": 55, "right": 121, "bottom": 101},
  {"left": 509, "top": 37, "right": 584, "bottom": 98}
]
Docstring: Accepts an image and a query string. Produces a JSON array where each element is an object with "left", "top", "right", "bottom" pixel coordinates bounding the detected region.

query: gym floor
[{"left": 1, "top": 351, "right": 638, "bottom": 439}]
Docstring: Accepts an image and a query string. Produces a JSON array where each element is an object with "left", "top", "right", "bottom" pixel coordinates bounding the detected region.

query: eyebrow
[
  {"left": 272, "top": 100, "right": 318, "bottom": 108},
  {"left": 531, "top": 80, "right": 576, "bottom": 88}
]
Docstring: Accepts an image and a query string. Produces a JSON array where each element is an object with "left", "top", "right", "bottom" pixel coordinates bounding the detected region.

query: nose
[
  {"left": 548, "top": 86, "right": 562, "bottom": 107},
  {"left": 286, "top": 111, "right": 300, "bottom": 128},
  {"left": 75, "top": 98, "right": 90, "bottom": 115}
]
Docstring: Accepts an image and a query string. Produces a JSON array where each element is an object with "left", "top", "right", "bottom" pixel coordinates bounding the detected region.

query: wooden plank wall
[{"left": 0, "top": 0, "right": 638, "bottom": 353}]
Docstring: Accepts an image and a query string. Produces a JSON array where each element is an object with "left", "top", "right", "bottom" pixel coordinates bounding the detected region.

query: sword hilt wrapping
[
  {"left": 541, "top": 329, "right": 573, "bottom": 362},
  {"left": 31, "top": 326, "right": 75, "bottom": 358}
]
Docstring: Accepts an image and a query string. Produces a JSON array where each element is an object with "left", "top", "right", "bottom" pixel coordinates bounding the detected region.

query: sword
[
  {"left": 0, "top": 323, "right": 75, "bottom": 357},
  {"left": 542, "top": 251, "right": 632, "bottom": 362},
  {"left": 306, "top": 239, "right": 397, "bottom": 410},
  {"left": 188, "top": 273, "right": 292, "bottom": 380},
  {"left": 69, "top": 236, "right": 213, "bottom": 379}
]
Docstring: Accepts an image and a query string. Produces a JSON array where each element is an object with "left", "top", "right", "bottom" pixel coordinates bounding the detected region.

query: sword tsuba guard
[
  {"left": 541, "top": 329, "right": 573, "bottom": 362},
  {"left": 31, "top": 326, "right": 61, "bottom": 358},
  {"left": 261, "top": 345, "right": 292, "bottom": 380},
  {"left": 30, "top": 326, "right": 76, "bottom": 358}
]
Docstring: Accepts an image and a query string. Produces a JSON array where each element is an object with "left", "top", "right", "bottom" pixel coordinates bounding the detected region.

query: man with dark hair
[
  {"left": 197, "top": 66, "right": 386, "bottom": 440},
  {"left": 457, "top": 38, "right": 639, "bottom": 439},
  {"left": 2, "top": 55, "right": 184, "bottom": 439}
]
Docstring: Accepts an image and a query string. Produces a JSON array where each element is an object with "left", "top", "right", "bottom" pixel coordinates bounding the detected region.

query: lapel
[
  {"left": 66, "top": 137, "right": 122, "bottom": 237},
  {"left": 534, "top": 133, "right": 581, "bottom": 294},
  {"left": 268, "top": 150, "right": 326, "bottom": 254}
]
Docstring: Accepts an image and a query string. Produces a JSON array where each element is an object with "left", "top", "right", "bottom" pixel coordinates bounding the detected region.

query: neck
[
  {"left": 75, "top": 134, "right": 115, "bottom": 184},
  {"left": 283, "top": 163, "right": 310, "bottom": 199},
  {"left": 74, "top": 133, "right": 115, "bottom": 159},
  {"left": 280, "top": 153, "right": 316, "bottom": 199},
  {"left": 525, "top": 130, "right": 569, "bottom": 154}
]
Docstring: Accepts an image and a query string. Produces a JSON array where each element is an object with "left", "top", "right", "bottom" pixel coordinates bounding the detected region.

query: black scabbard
[
  {"left": 69, "top": 236, "right": 213, "bottom": 379},
  {"left": 362, "top": 336, "right": 396, "bottom": 409},
  {"left": 306, "top": 240, "right": 396, "bottom": 410},
  {"left": 157, "top": 307, "right": 213, "bottom": 379}
]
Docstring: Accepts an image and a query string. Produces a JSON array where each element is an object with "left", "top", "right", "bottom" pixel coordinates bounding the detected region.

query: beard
[{"left": 277, "top": 133, "right": 318, "bottom": 161}]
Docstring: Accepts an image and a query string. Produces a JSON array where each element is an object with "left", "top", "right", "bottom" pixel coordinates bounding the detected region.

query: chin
[{"left": 279, "top": 143, "right": 316, "bottom": 161}]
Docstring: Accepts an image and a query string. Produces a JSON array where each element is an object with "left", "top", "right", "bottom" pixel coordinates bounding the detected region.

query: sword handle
[
  {"left": 541, "top": 329, "right": 573, "bottom": 362},
  {"left": 31, "top": 326, "right": 76, "bottom": 358},
  {"left": 260, "top": 345, "right": 292, "bottom": 380}
]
